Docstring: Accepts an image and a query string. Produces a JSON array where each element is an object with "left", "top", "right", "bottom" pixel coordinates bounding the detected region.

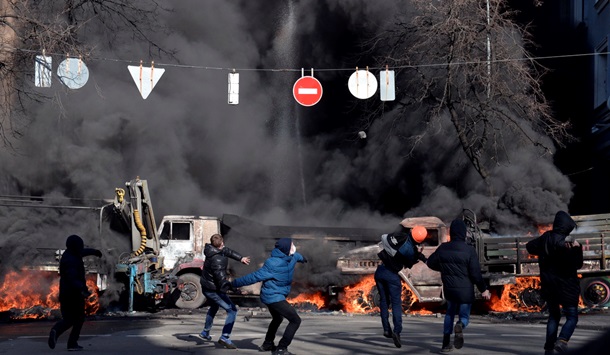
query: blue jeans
[
  {"left": 203, "top": 291, "right": 237, "bottom": 337},
  {"left": 544, "top": 303, "right": 578, "bottom": 350},
  {"left": 443, "top": 300, "right": 472, "bottom": 335},
  {"left": 374, "top": 264, "right": 403, "bottom": 335}
]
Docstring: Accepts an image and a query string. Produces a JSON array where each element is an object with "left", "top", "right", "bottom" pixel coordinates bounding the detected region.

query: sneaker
[
  {"left": 441, "top": 333, "right": 453, "bottom": 352},
  {"left": 68, "top": 345, "right": 84, "bottom": 351},
  {"left": 554, "top": 339, "right": 568, "bottom": 353},
  {"left": 198, "top": 330, "right": 212, "bottom": 341},
  {"left": 454, "top": 322, "right": 464, "bottom": 349},
  {"left": 48, "top": 329, "right": 57, "bottom": 349},
  {"left": 392, "top": 332, "right": 401, "bottom": 348},
  {"left": 272, "top": 348, "right": 294, "bottom": 355},
  {"left": 259, "top": 342, "right": 277, "bottom": 352},
  {"left": 441, "top": 344, "right": 454, "bottom": 353},
  {"left": 219, "top": 336, "right": 237, "bottom": 349},
  {"left": 383, "top": 330, "right": 393, "bottom": 339}
]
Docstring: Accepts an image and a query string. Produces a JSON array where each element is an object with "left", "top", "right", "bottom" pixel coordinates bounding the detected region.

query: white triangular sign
[{"left": 128, "top": 65, "right": 165, "bottom": 99}]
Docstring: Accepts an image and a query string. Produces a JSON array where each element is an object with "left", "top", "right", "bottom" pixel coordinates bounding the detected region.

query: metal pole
[{"left": 486, "top": 0, "right": 491, "bottom": 98}]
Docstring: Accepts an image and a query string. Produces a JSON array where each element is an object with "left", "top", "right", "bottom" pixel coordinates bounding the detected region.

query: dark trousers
[
  {"left": 544, "top": 302, "right": 579, "bottom": 350},
  {"left": 52, "top": 296, "right": 85, "bottom": 348},
  {"left": 374, "top": 264, "right": 403, "bottom": 335},
  {"left": 264, "top": 300, "right": 301, "bottom": 349}
]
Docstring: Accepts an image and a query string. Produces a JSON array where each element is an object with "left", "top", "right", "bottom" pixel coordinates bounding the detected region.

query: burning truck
[{"left": 334, "top": 210, "right": 610, "bottom": 313}]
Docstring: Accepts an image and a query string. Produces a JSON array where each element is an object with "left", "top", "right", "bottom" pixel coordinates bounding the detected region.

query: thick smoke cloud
[{"left": 0, "top": 0, "right": 572, "bottom": 297}]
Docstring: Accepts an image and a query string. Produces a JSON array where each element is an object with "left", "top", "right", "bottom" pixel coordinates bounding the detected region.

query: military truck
[{"left": 334, "top": 211, "right": 610, "bottom": 311}]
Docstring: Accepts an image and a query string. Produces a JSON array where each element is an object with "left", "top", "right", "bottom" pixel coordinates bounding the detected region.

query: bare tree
[
  {"left": 0, "top": 0, "right": 170, "bottom": 148},
  {"left": 367, "top": 0, "right": 571, "bottom": 187}
]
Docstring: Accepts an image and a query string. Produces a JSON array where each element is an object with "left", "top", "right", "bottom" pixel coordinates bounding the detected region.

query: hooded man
[
  {"left": 48, "top": 234, "right": 102, "bottom": 351},
  {"left": 427, "top": 219, "right": 490, "bottom": 352},
  {"left": 374, "top": 224, "right": 428, "bottom": 348},
  {"left": 231, "top": 237, "right": 307, "bottom": 355},
  {"left": 526, "top": 211, "right": 583, "bottom": 354}
]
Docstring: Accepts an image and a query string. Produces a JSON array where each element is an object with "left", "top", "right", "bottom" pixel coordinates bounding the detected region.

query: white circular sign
[
  {"left": 348, "top": 70, "right": 377, "bottom": 99},
  {"left": 57, "top": 58, "right": 89, "bottom": 89}
]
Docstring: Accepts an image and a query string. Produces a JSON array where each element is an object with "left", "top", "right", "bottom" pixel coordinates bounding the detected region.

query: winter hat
[
  {"left": 66, "top": 234, "right": 84, "bottom": 253},
  {"left": 450, "top": 219, "right": 467, "bottom": 242},
  {"left": 275, "top": 238, "right": 293, "bottom": 255}
]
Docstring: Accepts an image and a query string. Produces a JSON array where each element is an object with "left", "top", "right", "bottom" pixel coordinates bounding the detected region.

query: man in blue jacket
[
  {"left": 48, "top": 234, "right": 102, "bottom": 351},
  {"left": 231, "top": 238, "right": 306, "bottom": 355},
  {"left": 427, "top": 219, "right": 490, "bottom": 353}
]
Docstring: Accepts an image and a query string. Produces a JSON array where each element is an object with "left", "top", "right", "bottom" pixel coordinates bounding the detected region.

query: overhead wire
[{"left": 6, "top": 46, "right": 610, "bottom": 72}]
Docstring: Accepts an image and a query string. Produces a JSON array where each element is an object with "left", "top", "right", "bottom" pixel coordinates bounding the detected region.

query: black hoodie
[
  {"left": 59, "top": 235, "right": 100, "bottom": 301},
  {"left": 526, "top": 211, "right": 583, "bottom": 305},
  {"left": 427, "top": 219, "right": 487, "bottom": 303}
]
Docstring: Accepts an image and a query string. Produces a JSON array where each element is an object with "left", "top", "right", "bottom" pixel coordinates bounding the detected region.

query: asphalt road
[{"left": 0, "top": 308, "right": 608, "bottom": 354}]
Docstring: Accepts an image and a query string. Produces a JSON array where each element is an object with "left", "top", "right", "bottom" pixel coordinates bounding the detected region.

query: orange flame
[
  {"left": 490, "top": 277, "right": 542, "bottom": 312},
  {"left": 0, "top": 270, "right": 99, "bottom": 319},
  {"left": 341, "top": 275, "right": 378, "bottom": 313},
  {"left": 287, "top": 292, "right": 325, "bottom": 310}
]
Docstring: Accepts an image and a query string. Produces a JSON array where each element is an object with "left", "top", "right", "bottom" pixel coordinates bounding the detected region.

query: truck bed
[{"left": 480, "top": 213, "right": 610, "bottom": 279}]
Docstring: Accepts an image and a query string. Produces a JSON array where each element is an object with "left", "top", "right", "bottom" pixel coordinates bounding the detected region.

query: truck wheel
[
  {"left": 518, "top": 287, "right": 545, "bottom": 310},
  {"left": 175, "top": 273, "right": 206, "bottom": 309},
  {"left": 366, "top": 285, "right": 413, "bottom": 313},
  {"left": 581, "top": 277, "right": 610, "bottom": 307}
]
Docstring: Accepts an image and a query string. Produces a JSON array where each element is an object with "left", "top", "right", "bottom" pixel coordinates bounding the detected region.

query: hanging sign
[
  {"left": 348, "top": 67, "right": 377, "bottom": 99},
  {"left": 379, "top": 68, "right": 395, "bottom": 101},
  {"left": 57, "top": 57, "right": 89, "bottom": 89},
  {"left": 127, "top": 61, "right": 165, "bottom": 99},
  {"left": 228, "top": 72, "right": 239, "bottom": 105},
  {"left": 35, "top": 54, "right": 52, "bottom": 88},
  {"left": 293, "top": 69, "right": 323, "bottom": 106}
]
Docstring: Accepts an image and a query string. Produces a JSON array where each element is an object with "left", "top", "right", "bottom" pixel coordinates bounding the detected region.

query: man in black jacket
[
  {"left": 427, "top": 219, "right": 490, "bottom": 353},
  {"left": 199, "top": 233, "right": 250, "bottom": 349},
  {"left": 48, "top": 234, "right": 102, "bottom": 351},
  {"left": 374, "top": 224, "right": 428, "bottom": 348},
  {"left": 526, "top": 211, "right": 582, "bottom": 354}
]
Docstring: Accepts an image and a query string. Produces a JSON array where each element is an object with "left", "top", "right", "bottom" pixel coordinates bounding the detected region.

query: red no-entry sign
[{"left": 293, "top": 76, "right": 323, "bottom": 107}]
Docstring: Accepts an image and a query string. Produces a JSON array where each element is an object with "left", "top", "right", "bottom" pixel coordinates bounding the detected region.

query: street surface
[{"left": 0, "top": 308, "right": 608, "bottom": 354}]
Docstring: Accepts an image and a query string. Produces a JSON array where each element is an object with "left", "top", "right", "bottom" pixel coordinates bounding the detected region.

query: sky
[{"left": 0, "top": 0, "right": 578, "bottom": 298}]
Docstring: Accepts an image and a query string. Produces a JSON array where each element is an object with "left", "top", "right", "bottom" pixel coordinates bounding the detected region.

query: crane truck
[
  {"left": 103, "top": 177, "right": 387, "bottom": 312},
  {"left": 104, "top": 178, "right": 225, "bottom": 311}
]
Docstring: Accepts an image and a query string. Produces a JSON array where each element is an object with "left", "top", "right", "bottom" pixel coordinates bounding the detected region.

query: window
[
  {"left": 594, "top": 39, "right": 608, "bottom": 108},
  {"left": 159, "top": 221, "right": 191, "bottom": 240}
]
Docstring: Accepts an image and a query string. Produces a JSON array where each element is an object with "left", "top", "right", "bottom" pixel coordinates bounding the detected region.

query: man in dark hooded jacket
[
  {"left": 198, "top": 233, "right": 250, "bottom": 349},
  {"left": 48, "top": 234, "right": 102, "bottom": 351},
  {"left": 374, "top": 224, "right": 428, "bottom": 348},
  {"left": 427, "top": 219, "right": 490, "bottom": 352},
  {"left": 526, "top": 211, "right": 583, "bottom": 354}
]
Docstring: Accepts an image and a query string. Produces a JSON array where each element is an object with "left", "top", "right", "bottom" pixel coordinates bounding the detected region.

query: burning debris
[{"left": 0, "top": 270, "right": 99, "bottom": 320}]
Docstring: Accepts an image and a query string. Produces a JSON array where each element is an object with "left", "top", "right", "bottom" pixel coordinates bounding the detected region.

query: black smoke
[{"left": 0, "top": 0, "right": 577, "bottom": 300}]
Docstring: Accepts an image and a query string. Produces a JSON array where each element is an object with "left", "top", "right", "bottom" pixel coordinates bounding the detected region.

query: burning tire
[
  {"left": 367, "top": 284, "right": 414, "bottom": 313},
  {"left": 581, "top": 277, "right": 610, "bottom": 307},
  {"left": 174, "top": 273, "right": 206, "bottom": 309},
  {"left": 518, "top": 287, "right": 545, "bottom": 310}
]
